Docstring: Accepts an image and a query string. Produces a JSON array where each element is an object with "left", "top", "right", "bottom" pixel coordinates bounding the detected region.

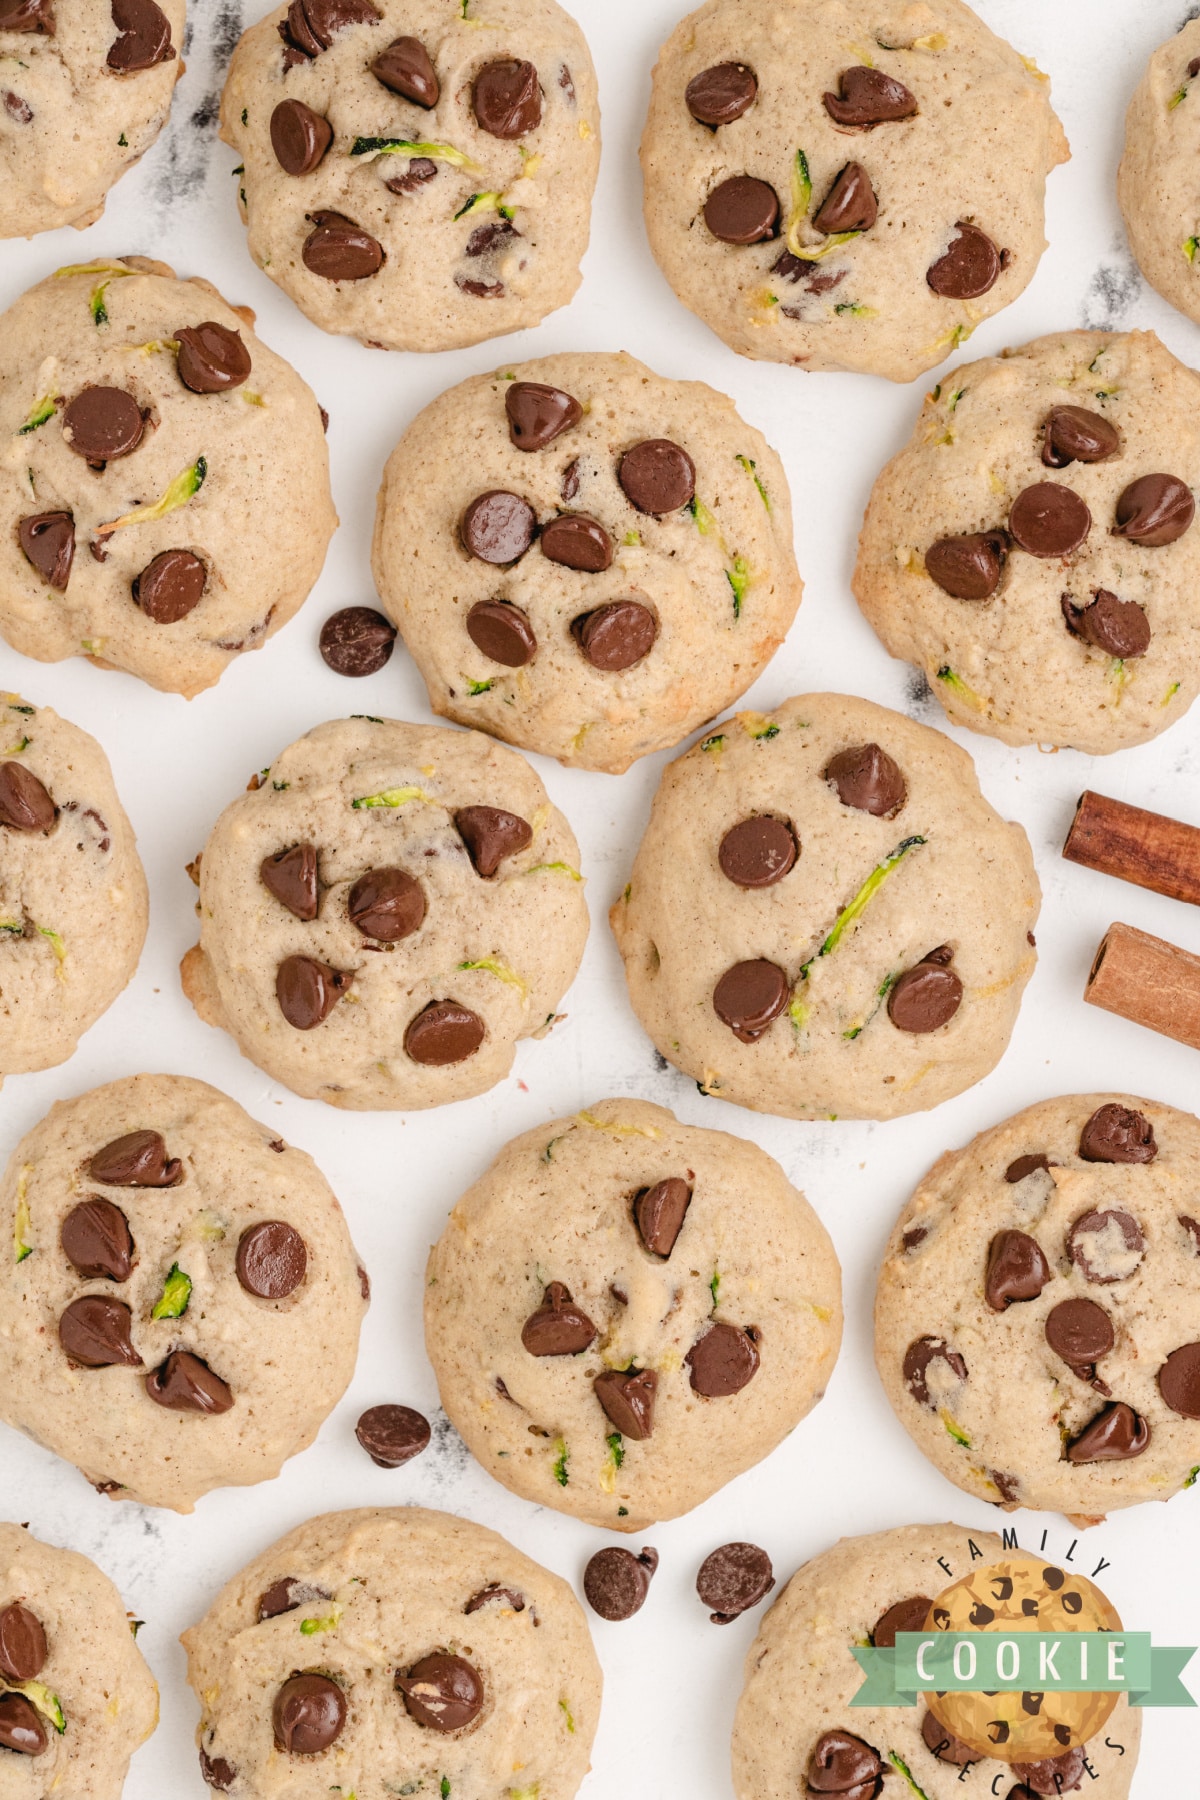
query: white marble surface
[{"left": 1, "top": 0, "right": 1198, "bottom": 1793}]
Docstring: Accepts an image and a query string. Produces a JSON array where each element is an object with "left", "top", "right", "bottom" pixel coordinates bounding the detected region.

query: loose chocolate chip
[
  {"left": 0, "top": 1605, "right": 46, "bottom": 1682},
  {"left": 133, "top": 548, "right": 207, "bottom": 624},
  {"left": 813, "top": 162, "right": 877, "bottom": 234},
  {"left": 385, "top": 156, "right": 437, "bottom": 193},
  {"left": 1066, "top": 1401, "right": 1150, "bottom": 1463},
  {"left": 1012, "top": 1750, "right": 1086, "bottom": 1797},
  {"left": 540, "top": 512, "right": 613, "bottom": 571},
  {"left": 686, "top": 61, "right": 757, "bottom": 126},
  {"left": 713, "top": 958, "right": 789, "bottom": 1042},
  {"left": 59, "top": 1295, "right": 142, "bottom": 1367},
  {"left": 521, "top": 1281, "right": 597, "bottom": 1356},
  {"left": 634, "top": 1177, "right": 691, "bottom": 1256},
  {"left": 281, "top": 0, "right": 376, "bottom": 56},
  {"left": 1008, "top": 483, "right": 1091, "bottom": 558},
  {"left": 465, "top": 1585, "right": 525, "bottom": 1613},
  {"left": 984, "top": 1230, "right": 1050, "bottom": 1311},
  {"left": 687, "top": 1321, "right": 760, "bottom": 1396},
  {"left": 718, "top": 815, "right": 797, "bottom": 887},
  {"left": 1045, "top": 1298, "right": 1114, "bottom": 1375},
  {"left": 505, "top": 381, "right": 581, "bottom": 450},
  {"left": 572, "top": 600, "right": 657, "bottom": 670},
  {"left": 466, "top": 599, "right": 537, "bottom": 666},
  {"left": 63, "top": 386, "right": 143, "bottom": 466},
  {"left": 199, "top": 1751, "right": 236, "bottom": 1790},
  {"left": 276, "top": 955, "right": 351, "bottom": 1028},
  {"left": 1078, "top": 1103, "right": 1156, "bottom": 1164},
  {"left": 273, "top": 1673, "right": 346, "bottom": 1752},
  {"left": 823, "top": 66, "right": 916, "bottom": 127},
  {"left": 0, "top": 0, "right": 53, "bottom": 31},
  {"left": 371, "top": 34, "right": 437, "bottom": 104},
  {"left": 805, "top": 1728, "right": 886, "bottom": 1794},
  {"left": 355, "top": 1402, "right": 431, "bottom": 1466},
  {"left": 1067, "top": 1208, "right": 1145, "bottom": 1284},
  {"left": 237, "top": 1221, "right": 307, "bottom": 1298},
  {"left": 319, "top": 605, "right": 395, "bottom": 676},
  {"left": 107, "top": 0, "right": 173, "bottom": 69},
  {"left": 887, "top": 952, "right": 963, "bottom": 1033},
  {"left": 1157, "top": 1343, "right": 1200, "bottom": 1417},
  {"left": 0, "top": 1693, "right": 48, "bottom": 1757},
  {"left": 145, "top": 1350, "right": 234, "bottom": 1413},
  {"left": 584, "top": 1546, "right": 658, "bottom": 1620},
  {"left": 90, "top": 1129, "right": 180, "bottom": 1186},
  {"left": 396, "top": 1652, "right": 483, "bottom": 1730},
  {"left": 0, "top": 762, "right": 55, "bottom": 832},
  {"left": 18, "top": 511, "right": 74, "bottom": 590},
  {"left": 270, "top": 98, "right": 332, "bottom": 174},
  {"left": 926, "top": 221, "right": 1002, "bottom": 298},
  {"left": 174, "top": 321, "right": 251, "bottom": 393},
  {"left": 61, "top": 1198, "right": 134, "bottom": 1281},
  {"left": 3, "top": 89, "right": 32, "bottom": 119},
  {"left": 461, "top": 490, "right": 536, "bottom": 564},
  {"left": 348, "top": 866, "right": 425, "bottom": 940},
  {"left": 903, "top": 1336, "right": 967, "bottom": 1408},
  {"left": 404, "top": 999, "right": 485, "bottom": 1065},
  {"left": 302, "top": 210, "right": 384, "bottom": 280},
  {"left": 925, "top": 530, "right": 1007, "bottom": 599},
  {"left": 473, "top": 57, "right": 540, "bottom": 137},
  {"left": 703, "top": 175, "right": 779, "bottom": 243},
  {"left": 1061, "top": 588, "right": 1150, "bottom": 659},
  {"left": 454, "top": 804, "right": 532, "bottom": 876},
  {"left": 618, "top": 439, "right": 696, "bottom": 514},
  {"left": 823, "top": 743, "right": 906, "bottom": 816},
  {"left": 696, "top": 1542, "right": 774, "bottom": 1623},
  {"left": 871, "top": 1594, "right": 932, "bottom": 1648},
  {"left": 1042, "top": 406, "right": 1119, "bottom": 469},
  {"left": 593, "top": 1366, "right": 657, "bottom": 1439},
  {"left": 1113, "top": 473, "right": 1195, "bottom": 547},
  {"left": 921, "top": 1708, "right": 976, "bottom": 1766},
  {"left": 260, "top": 844, "right": 319, "bottom": 920}
]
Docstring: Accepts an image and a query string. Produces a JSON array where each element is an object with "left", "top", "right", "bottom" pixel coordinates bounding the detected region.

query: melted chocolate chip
[
  {"left": 926, "top": 222, "right": 1002, "bottom": 298},
  {"left": 696, "top": 1542, "right": 774, "bottom": 1622},
  {"left": 273, "top": 1673, "right": 346, "bottom": 1752},
  {"left": 347, "top": 866, "right": 425, "bottom": 940},
  {"left": 465, "top": 218, "right": 519, "bottom": 258},
  {"left": 593, "top": 1367, "right": 657, "bottom": 1439},
  {"left": 145, "top": 1350, "right": 234, "bottom": 1413},
  {"left": 456, "top": 274, "right": 504, "bottom": 298},
  {"left": 1009, "top": 483, "right": 1091, "bottom": 557},
  {"left": 1060, "top": 589, "right": 1149, "bottom": 659},
  {"left": 1066, "top": 1401, "right": 1150, "bottom": 1462},
  {"left": 805, "top": 1728, "right": 886, "bottom": 1794},
  {"left": 925, "top": 530, "right": 1007, "bottom": 599},
  {"left": 871, "top": 1594, "right": 931, "bottom": 1648},
  {"left": 0, "top": 0, "right": 53, "bottom": 31},
  {"left": 404, "top": 1000, "right": 485, "bottom": 1064},
  {"left": 0, "top": 1693, "right": 48, "bottom": 1757},
  {"left": 355, "top": 1402, "right": 431, "bottom": 1465},
  {"left": 276, "top": 955, "right": 351, "bottom": 1028},
  {"left": 1078, "top": 1103, "right": 1156, "bottom": 1163},
  {"left": 718, "top": 815, "right": 797, "bottom": 887},
  {"left": 686, "top": 1321, "right": 759, "bottom": 1396},
  {"left": 106, "top": 0, "right": 174, "bottom": 70},
  {"left": 1179, "top": 1215, "right": 1200, "bottom": 1254},
  {"left": 385, "top": 156, "right": 437, "bottom": 193},
  {"left": 133, "top": 549, "right": 207, "bottom": 623},
  {"left": 521, "top": 1281, "right": 597, "bottom": 1355},
  {"left": 454, "top": 804, "right": 532, "bottom": 877},
  {"left": 572, "top": 600, "right": 657, "bottom": 670},
  {"left": 618, "top": 439, "right": 696, "bottom": 514},
  {"left": 199, "top": 1749, "right": 237, "bottom": 1789},
  {"left": 1045, "top": 1298, "right": 1114, "bottom": 1377},
  {"left": 985, "top": 1230, "right": 1051, "bottom": 1310},
  {"left": 505, "top": 381, "right": 581, "bottom": 450},
  {"left": 921, "top": 1708, "right": 976, "bottom": 1766},
  {"left": 90, "top": 1129, "right": 180, "bottom": 1186},
  {"left": 1042, "top": 406, "right": 1119, "bottom": 469},
  {"left": 686, "top": 61, "right": 757, "bottom": 126},
  {"left": 396, "top": 1653, "right": 483, "bottom": 1730},
  {"left": 713, "top": 958, "right": 789, "bottom": 1041},
  {"left": 302, "top": 210, "right": 384, "bottom": 280},
  {"left": 236, "top": 1221, "right": 307, "bottom": 1298},
  {"left": 175, "top": 321, "right": 251, "bottom": 393},
  {"left": 1113, "top": 473, "right": 1195, "bottom": 547},
  {"left": 260, "top": 844, "right": 318, "bottom": 920},
  {"left": 473, "top": 58, "right": 540, "bottom": 138},
  {"left": 371, "top": 34, "right": 437, "bottom": 104},
  {"left": 703, "top": 175, "right": 779, "bottom": 243},
  {"left": 18, "top": 511, "right": 74, "bottom": 589},
  {"left": 464, "top": 1585, "right": 525, "bottom": 1614},
  {"left": 1067, "top": 1208, "right": 1145, "bottom": 1283},
  {"left": 59, "top": 1295, "right": 142, "bottom": 1367},
  {"left": 461, "top": 490, "right": 536, "bottom": 563},
  {"left": 0, "top": 1605, "right": 47, "bottom": 1682},
  {"left": 63, "top": 386, "right": 144, "bottom": 465},
  {"left": 633, "top": 1178, "right": 691, "bottom": 1257},
  {"left": 540, "top": 512, "right": 613, "bottom": 571},
  {"left": 584, "top": 1546, "right": 657, "bottom": 1620},
  {"left": 280, "top": 0, "right": 377, "bottom": 57},
  {"left": 560, "top": 459, "right": 580, "bottom": 501},
  {"left": 319, "top": 606, "right": 395, "bottom": 675},
  {"left": 270, "top": 98, "right": 332, "bottom": 174},
  {"left": 466, "top": 599, "right": 537, "bottom": 666},
  {"left": 0, "top": 762, "right": 55, "bottom": 832},
  {"left": 813, "top": 162, "right": 877, "bottom": 234},
  {"left": 887, "top": 951, "right": 963, "bottom": 1033},
  {"left": 823, "top": 65, "right": 916, "bottom": 127},
  {"left": 258, "top": 1578, "right": 312, "bottom": 1620},
  {"left": 61, "top": 1198, "right": 134, "bottom": 1280},
  {"left": 903, "top": 1336, "right": 967, "bottom": 1408},
  {"left": 1158, "top": 1343, "right": 1200, "bottom": 1417},
  {"left": 823, "top": 743, "right": 906, "bottom": 816}
]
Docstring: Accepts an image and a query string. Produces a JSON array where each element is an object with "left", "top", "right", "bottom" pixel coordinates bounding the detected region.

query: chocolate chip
[
  {"left": 925, "top": 530, "right": 1007, "bottom": 599},
  {"left": 561, "top": 459, "right": 580, "bottom": 501},
  {"left": 173, "top": 323, "right": 251, "bottom": 397},
  {"left": 805, "top": 1728, "right": 885, "bottom": 1794},
  {"left": 199, "top": 1750, "right": 237, "bottom": 1790},
  {"left": 465, "top": 217, "right": 519, "bottom": 258},
  {"left": 276, "top": 955, "right": 351, "bottom": 1028},
  {"left": 2, "top": 86, "right": 30, "bottom": 117},
  {"left": 1042, "top": 406, "right": 1119, "bottom": 468},
  {"left": 618, "top": 439, "right": 696, "bottom": 514},
  {"left": 686, "top": 61, "right": 757, "bottom": 126},
  {"left": 505, "top": 381, "right": 581, "bottom": 450},
  {"left": 346, "top": 866, "right": 425, "bottom": 941},
  {"left": 258, "top": 1578, "right": 305, "bottom": 1620},
  {"left": 926, "top": 221, "right": 1002, "bottom": 298},
  {"left": 921, "top": 1708, "right": 976, "bottom": 1766},
  {"left": 813, "top": 162, "right": 877, "bottom": 234},
  {"left": 18, "top": 511, "right": 74, "bottom": 590},
  {"left": 456, "top": 274, "right": 504, "bottom": 298},
  {"left": 273, "top": 1673, "right": 346, "bottom": 1752},
  {"left": 63, "top": 386, "right": 143, "bottom": 466},
  {"left": 371, "top": 34, "right": 437, "bottom": 104},
  {"left": 902, "top": 1225, "right": 928, "bottom": 1250},
  {"left": 461, "top": 490, "right": 536, "bottom": 563},
  {"left": 713, "top": 958, "right": 789, "bottom": 1041},
  {"left": 984, "top": 1230, "right": 1050, "bottom": 1311},
  {"left": 302, "top": 210, "right": 384, "bottom": 280},
  {"left": 404, "top": 999, "right": 485, "bottom": 1064},
  {"left": 1066, "top": 1401, "right": 1150, "bottom": 1462},
  {"left": 396, "top": 1653, "right": 483, "bottom": 1730},
  {"left": 1113, "top": 473, "right": 1195, "bottom": 546},
  {"left": 280, "top": 0, "right": 376, "bottom": 56},
  {"left": 703, "top": 175, "right": 779, "bottom": 243},
  {"left": 0, "top": 0, "right": 53, "bottom": 31},
  {"left": 1009, "top": 483, "right": 1091, "bottom": 557},
  {"left": 0, "top": 762, "right": 55, "bottom": 832},
  {"left": 473, "top": 57, "right": 540, "bottom": 137},
  {"left": 540, "top": 512, "right": 613, "bottom": 571},
  {"left": 593, "top": 1367, "right": 657, "bottom": 1439},
  {"left": 236, "top": 1221, "right": 307, "bottom": 1298},
  {"left": 318, "top": 605, "right": 395, "bottom": 676},
  {"left": 1078, "top": 1104, "right": 1156, "bottom": 1163},
  {"left": 357, "top": 1263, "right": 370, "bottom": 1298},
  {"left": 887, "top": 952, "right": 963, "bottom": 1033},
  {"left": 696, "top": 1542, "right": 774, "bottom": 1623},
  {"left": 269, "top": 97, "right": 332, "bottom": 175},
  {"left": 385, "top": 156, "right": 437, "bottom": 193},
  {"left": 455, "top": 804, "right": 532, "bottom": 876},
  {"left": 0, "top": 1605, "right": 46, "bottom": 1681},
  {"left": 355, "top": 1402, "right": 431, "bottom": 1466},
  {"left": 465, "top": 1585, "right": 525, "bottom": 1614},
  {"left": 634, "top": 1178, "right": 691, "bottom": 1256},
  {"left": 1067, "top": 1208, "right": 1145, "bottom": 1284},
  {"left": 1157, "top": 1343, "right": 1200, "bottom": 1417},
  {"left": 823, "top": 743, "right": 906, "bottom": 816},
  {"left": 0, "top": 1693, "right": 48, "bottom": 1757},
  {"left": 903, "top": 1335, "right": 966, "bottom": 1408},
  {"left": 718, "top": 815, "right": 797, "bottom": 887},
  {"left": 59, "top": 1295, "right": 141, "bottom": 1367},
  {"left": 823, "top": 66, "right": 916, "bottom": 127},
  {"left": 1060, "top": 589, "right": 1149, "bottom": 659},
  {"left": 572, "top": 600, "right": 657, "bottom": 670},
  {"left": 145, "top": 1350, "right": 234, "bottom": 1413},
  {"left": 584, "top": 1546, "right": 658, "bottom": 1620},
  {"left": 132, "top": 548, "right": 206, "bottom": 624},
  {"left": 687, "top": 1321, "right": 760, "bottom": 1396},
  {"left": 90, "top": 1129, "right": 180, "bottom": 1186},
  {"left": 1012, "top": 1750, "right": 1086, "bottom": 1797},
  {"left": 466, "top": 599, "right": 537, "bottom": 666},
  {"left": 106, "top": 0, "right": 173, "bottom": 69},
  {"left": 1045, "top": 1298, "right": 1114, "bottom": 1376},
  {"left": 260, "top": 844, "right": 319, "bottom": 919},
  {"left": 521, "top": 1281, "right": 597, "bottom": 1356},
  {"left": 871, "top": 1594, "right": 931, "bottom": 1648},
  {"left": 1180, "top": 1214, "right": 1200, "bottom": 1254},
  {"left": 61, "top": 1198, "right": 134, "bottom": 1281}
]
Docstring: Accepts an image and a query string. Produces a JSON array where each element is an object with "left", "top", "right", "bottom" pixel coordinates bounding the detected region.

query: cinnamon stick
[
  {"left": 1085, "top": 921, "right": 1200, "bottom": 1052},
  {"left": 1064, "top": 790, "right": 1200, "bottom": 905}
]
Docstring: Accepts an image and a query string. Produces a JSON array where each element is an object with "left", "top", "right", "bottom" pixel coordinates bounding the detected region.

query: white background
[{"left": 1, "top": 0, "right": 1198, "bottom": 1792}]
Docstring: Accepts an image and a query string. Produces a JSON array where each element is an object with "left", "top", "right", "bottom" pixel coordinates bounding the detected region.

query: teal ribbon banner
[{"left": 851, "top": 1633, "right": 1195, "bottom": 1709}]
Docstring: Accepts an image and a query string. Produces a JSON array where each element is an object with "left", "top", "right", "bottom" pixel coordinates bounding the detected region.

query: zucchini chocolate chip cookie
[
  {"left": 0, "top": 258, "right": 335, "bottom": 697},
  {"left": 182, "top": 1506, "right": 600, "bottom": 1800},
  {"left": 0, "top": 693, "right": 147, "bottom": 1086},
  {"left": 0, "top": 0, "right": 183, "bottom": 240},
  {"left": 372, "top": 351, "right": 802, "bottom": 772},
  {"left": 0, "top": 1521, "right": 159, "bottom": 1794},
  {"left": 181, "top": 715, "right": 587, "bottom": 1109},
  {"left": 854, "top": 330, "right": 1200, "bottom": 753},
  {"left": 0, "top": 1073, "right": 367, "bottom": 1510},
  {"left": 220, "top": 0, "right": 599, "bottom": 351},
  {"left": 876, "top": 1094, "right": 1200, "bottom": 1523},
  {"left": 611, "top": 693, "right": 1038, "bottom": 1122},
  {"left": 639, "top": 0, "right": 1067, "bottom": 381},
  {"left": 425, "top": 1097, "right": 842, "bottom": 1531},
  {"left": 1119, "top": 18, "right": 1200, "bottom": 331},
  {"left": 731, "top": 1524, "right": 1139, "bottom": 1800}
]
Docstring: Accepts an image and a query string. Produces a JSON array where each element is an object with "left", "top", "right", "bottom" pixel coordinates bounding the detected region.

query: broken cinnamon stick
[
  {"left": 1085, "top": 921, "right": 1200, "bottom": 1052},
  {"left": 1064, "top": 790, "right": 1200, "bottom": 905}
]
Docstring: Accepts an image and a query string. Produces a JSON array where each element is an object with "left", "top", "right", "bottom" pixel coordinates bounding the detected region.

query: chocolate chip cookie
[
  {"left": 0, "top": 692, "right": 147, "bottom": 1086},
  {"left": 876, "top": 1094, "right": 1200, "bottom": 1523},
  {"left": 640, "top": 0, "right": 1068, "bottom": 381},
  {"left": 0, "top": 1521, "right": 159, "bottom": 1793},
  {"left": 0, "top": 0, "right": 183, "bottom": 239},
  {"left": 0, "top": 257, "right": 336, "bottom": 696},
  {"left": 180, "top": 715, "right": 588, "bottom": 1108},
  {"left": 611, "top": 692, "right": 1038, "bottom": 1122},
  {"left": 181, "top": 1506, "right": 600, "bottom": 1799},
  {"left": 425, "top": 1097, "right": 842, "bottom": 1530},
  {"left": 854, "top": 330, "right": 1200, "bottom": 753},
  {"left": 1119, "top": 19, "right": 1200, "bottom": 330},
  {"left": 0, "top": 1073, "right": 367, "bottom": 1510},
  {"left": 372, "top": 351, "right": 802, "bottom": 771},
  {"left": 220, "top": 0, "right": 599, "bottom": 351}
]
